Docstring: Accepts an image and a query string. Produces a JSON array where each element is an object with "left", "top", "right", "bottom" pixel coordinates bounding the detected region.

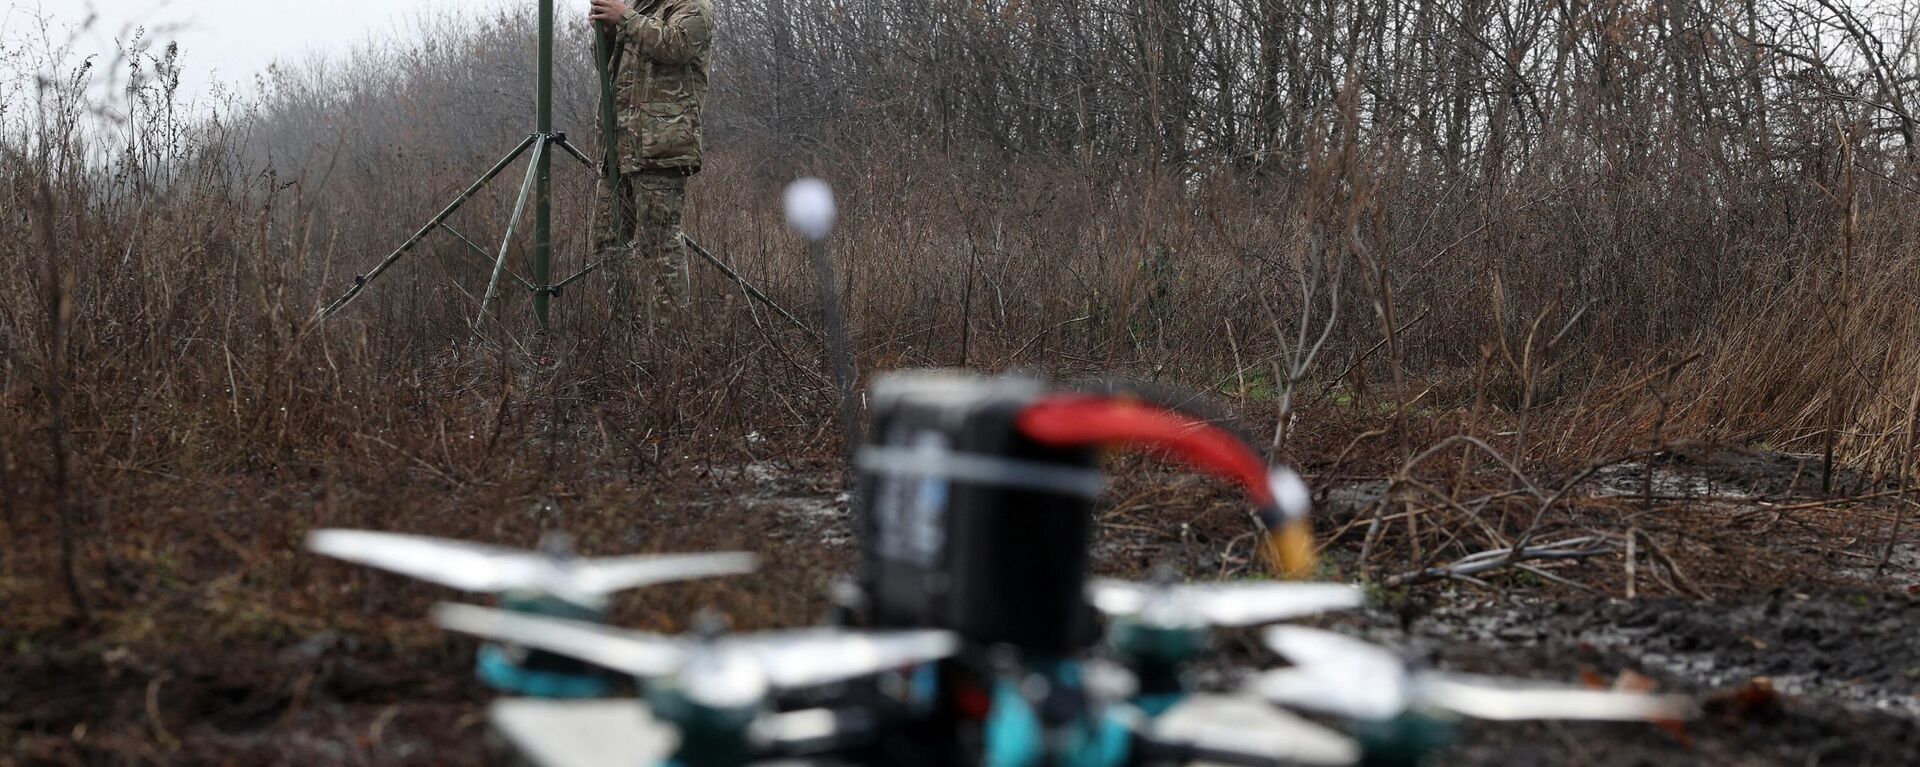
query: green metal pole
[{"left": 533, "top": 0, "right": 555, "bottom": 328}]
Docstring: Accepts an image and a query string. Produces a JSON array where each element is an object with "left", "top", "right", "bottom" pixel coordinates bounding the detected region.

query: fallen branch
[
  {"left": 1384, "top": 536, "right": 1613, "bottom": 587},
  {"left": 1516, "top": 563, "right": 1602, "bottom": 593},
  {"left": 1639, "top": 533, "right": 1710, "bottom": 598}
]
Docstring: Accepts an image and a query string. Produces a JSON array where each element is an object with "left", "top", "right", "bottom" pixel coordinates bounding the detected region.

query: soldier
[{"left": 588, "top": 0, "right": 713, "bottom": 328}]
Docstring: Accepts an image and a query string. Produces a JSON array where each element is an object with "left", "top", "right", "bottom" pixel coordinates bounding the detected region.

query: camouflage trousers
[{"left": 594, "top": 169, "right": 691, "bottom": 329}]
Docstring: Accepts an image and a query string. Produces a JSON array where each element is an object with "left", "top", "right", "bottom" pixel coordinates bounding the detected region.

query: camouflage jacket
[{"left": 615, "top": 0, "right": 714, "bottom": 173}]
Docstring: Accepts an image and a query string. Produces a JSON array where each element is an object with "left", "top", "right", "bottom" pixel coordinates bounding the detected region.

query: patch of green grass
[{"left": 1217, "top": 370, "right": 1281, "bottom": 404}]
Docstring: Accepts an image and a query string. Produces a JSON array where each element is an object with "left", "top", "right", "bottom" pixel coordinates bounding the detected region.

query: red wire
[{"left": 1014, "top": 395, "right": 1277, "bottom": 509}]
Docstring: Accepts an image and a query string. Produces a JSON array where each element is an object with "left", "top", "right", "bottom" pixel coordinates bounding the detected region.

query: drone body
[
  {"left": 307, "top": 370, "right": 1689, "bottom": 767},
  {"left": 837, "top": 372, "right": 1362, "bottom": 767}
]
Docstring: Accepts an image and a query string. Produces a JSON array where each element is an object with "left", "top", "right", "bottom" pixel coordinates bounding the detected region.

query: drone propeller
[
  {"left": 1090, "top": 578, "right": 1365, "bottom": 629},
  {"left": 490, "top": 698, "right": 872, "bottom": 767},
  {"left": 1138, "top": 693, "right": 1360, "bottom": 766},
  {"left": 1259, "top": 626, "right": 1695, "bottom": 723},
  {"left": 747, "top": 707, "right": 873, "bottom": 756},
  {"left": 306, "top": 529, "right": 756, "bottom": 606},
  {"left": 433, "top": 603, "right": 958, "bottom": 705},
  {"left": 491, "top": 698, "right": 678, "bottom": 767}
]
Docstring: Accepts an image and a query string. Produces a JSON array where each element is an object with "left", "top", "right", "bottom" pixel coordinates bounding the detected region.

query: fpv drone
[{"left": 308, "top": 372, "right": 1689, "bottom": 766}]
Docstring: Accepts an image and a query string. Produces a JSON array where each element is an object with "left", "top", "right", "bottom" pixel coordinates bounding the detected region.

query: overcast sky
[{"left": 7, "top": 0, "right": 594, "bottom": 106}]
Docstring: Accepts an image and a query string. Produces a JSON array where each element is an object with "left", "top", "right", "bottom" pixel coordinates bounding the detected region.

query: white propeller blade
[
  {"left": 730, "top": 627, "right": 961, "bottom": 690},
  {"left": 1145, "top": 694, "right": 1360, "bottom": 766},
  {"left": 306, "top": 529, "right": 755, "bottom": 601},
  {"left": 434, "top": 603, "right": 685, "bottom": 678},
  {"left": 747, "top": 707, "right": 866, "bottom": 755},
  {"left": 434, "top": 604, "right": 957, "bottom": 692},
  {"left": 309, "top": 530, "right": 549, "bottom": 592},
  {"left": 1262, "top": 626, "right": 1695, "bottom": 722},
  {"left": 1417, "top": 673, "right": 1695, "bottom": 722},
  {"left": 1091, "top": 579, "right": 1365, "bottom": 627},
  {"left": 571, "top": 552, "right": 758, "bottom": 594},
  {"left": 1259, "top": 626, "right": 1413, "bottom": 680},
  {"left": 1261, "top": 625, "right": 1411, "bottom": 706},
  {"left": 1257, "top": 668, "right": 1411, "bottom": 722},
  {"left": 490, "top": 698, "right": 677, "bottom": 767},
  {"left": 749, "top": 707, "right": 842, "bottom": 745}
]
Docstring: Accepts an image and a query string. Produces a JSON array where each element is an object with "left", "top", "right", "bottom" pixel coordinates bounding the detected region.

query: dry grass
[
  {"left": 2, "top": 3, "right": 1917, "bottom": 617},
  {"left": 0, "top": 5, "right": 1918, "bottom": 762}
]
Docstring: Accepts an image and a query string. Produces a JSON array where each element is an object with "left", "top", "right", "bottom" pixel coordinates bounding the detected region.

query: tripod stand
[
  {"left": 316, "top": 0, "right": 594, "bottom": 331},
  {"left": 315, "top": 0, "right": 816, "bottom": 338}
]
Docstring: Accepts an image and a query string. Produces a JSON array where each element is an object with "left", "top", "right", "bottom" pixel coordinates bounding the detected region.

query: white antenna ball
[
  {"left": 783, "top": 178, "right": 837, "bottom": 241},
  {"left": 1269, "top": 468, "right": 1313, "bottom": 520}
]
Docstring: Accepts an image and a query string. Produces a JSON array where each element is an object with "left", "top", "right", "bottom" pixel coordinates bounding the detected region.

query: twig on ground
[
  {"left": 1516, "top": 563, "right": 1602, "bottom": 593},
  {"left": 1640, "top": 534, "right": 1709, "bottom": 598},
  {"left": 1383, "top": 536, "right": 1612, "bottom": 587},
  {"left": 357, "top": 433, "right": 470, "bottom": 487},
  {"left": 145, "top": 674, "right": 180, "bottom": 751},
  {"left": 1625, "top": 528, "right": 1639, "bottom": 599}
]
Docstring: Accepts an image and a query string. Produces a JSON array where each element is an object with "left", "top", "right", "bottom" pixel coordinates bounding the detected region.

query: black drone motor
[
  {"left": 852, "top": 371, "right": 1104, "bottom": 655},
  {"left": 842, "top": 371, "right": 1319, "bottom": 767}
]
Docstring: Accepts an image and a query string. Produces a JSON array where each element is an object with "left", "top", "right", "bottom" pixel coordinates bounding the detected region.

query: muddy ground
[{"left": 5, "top": 446, "right": 1919, "bottom": 766}]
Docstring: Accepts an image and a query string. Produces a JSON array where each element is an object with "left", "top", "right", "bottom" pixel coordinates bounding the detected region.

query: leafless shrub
[{"left": 0, "top": 0, "right": 1913, "bottom": 634}]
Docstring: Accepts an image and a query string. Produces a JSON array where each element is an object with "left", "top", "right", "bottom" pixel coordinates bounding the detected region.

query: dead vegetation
[{"left": 1, "top": 0, "right": 1918, "bottom": 763}]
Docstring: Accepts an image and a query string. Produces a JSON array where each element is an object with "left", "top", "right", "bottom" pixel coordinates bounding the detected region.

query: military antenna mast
[
  {"left": 312, "top": 0, "right": 612, "bottom": 332},
  {"left": 312, "top": 1, "right": 817, "bottom": 338}
]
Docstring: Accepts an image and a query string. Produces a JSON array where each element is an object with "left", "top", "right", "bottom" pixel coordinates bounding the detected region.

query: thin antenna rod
[
  {"left": 812, "top": 237, "right": 861, "bottom": 456},
  {"left": 787, "top": 179, "right": 860, "bottom": 456},
  {"left": 532, "top": 0, "right": 556, "bottom": 328}
]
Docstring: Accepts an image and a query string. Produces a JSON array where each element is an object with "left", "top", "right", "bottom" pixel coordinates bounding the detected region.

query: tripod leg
[
  {"left": 475, "top": 140, "right": 549, "bottom": 331},
  {"left": 440, "top": 222, "right": 538, "bottom": 293},
  {"left": 683, "top": 236, "right": 821, "bottom": 341},
  {"left": 317, "top": 133, "right": 540, "bottom": 320},
  {"left": 554, "top": 138, "right": 599, "bottom": 171}
]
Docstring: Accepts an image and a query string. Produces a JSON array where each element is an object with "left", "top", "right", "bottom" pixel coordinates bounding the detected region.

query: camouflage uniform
[{"left": 595, "top": 0, "right": 713, "bottom": 327}]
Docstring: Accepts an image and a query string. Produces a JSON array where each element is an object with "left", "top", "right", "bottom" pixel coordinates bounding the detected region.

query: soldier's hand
[{"left": 588, "top": 0, "right": 631, "bottom": 22}]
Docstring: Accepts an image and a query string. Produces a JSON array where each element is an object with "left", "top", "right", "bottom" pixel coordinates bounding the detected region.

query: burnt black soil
[
  {"left": 1304, "top": 587, "right": 1920, "bottom": 766},
  {"left": 2, "top": 632, "right": 489, "bottom": 765}
]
